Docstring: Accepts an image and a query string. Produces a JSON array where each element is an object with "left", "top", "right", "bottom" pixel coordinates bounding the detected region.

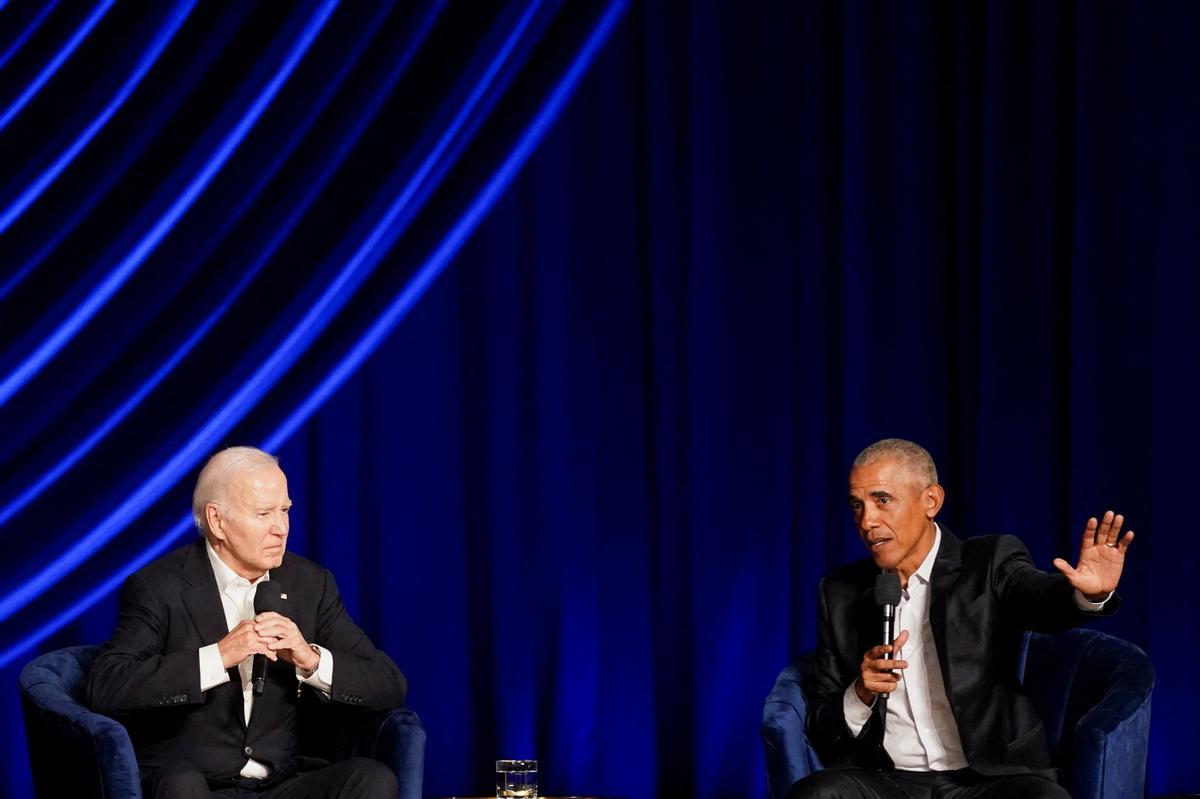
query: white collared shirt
[
  {"left": 841, "top": 524, "right": 1108, "bottom": 771},
  {"left": 198, "top": 540, "right": 333, "bottom": 778}
]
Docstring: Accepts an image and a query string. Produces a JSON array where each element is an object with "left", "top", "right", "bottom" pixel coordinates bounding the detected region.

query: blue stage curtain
[{"left": 1, "top": 2, "right": 1195, "bottom": 797}]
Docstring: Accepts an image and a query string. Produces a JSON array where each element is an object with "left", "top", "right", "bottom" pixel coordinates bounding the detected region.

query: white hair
[
  {"left": 852, "top": 438, "right": 939, "bottom": 486},
  {"left": 192, "top": 446, "right": 280, "bottom": 535}
]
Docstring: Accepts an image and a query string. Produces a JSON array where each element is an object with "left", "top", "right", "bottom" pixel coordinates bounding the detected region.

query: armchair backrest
[
  {"left": 19, "top": 644, "right": 142, "bottom": 798},
  {"left": 1018, "top": 629, "right": 1155, "bottom": 799},
  {"left": 762, "top": 629, "right": 1154, "bottom": 799}
]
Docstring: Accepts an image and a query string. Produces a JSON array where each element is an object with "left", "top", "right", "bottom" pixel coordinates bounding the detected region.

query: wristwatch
[{"left": 298, "top": 643, "right": 321, "bottom": 678}]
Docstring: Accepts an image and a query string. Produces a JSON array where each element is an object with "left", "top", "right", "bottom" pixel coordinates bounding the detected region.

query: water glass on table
[{"left": 496, "top": 759, "right": 537, "bottom": 798}]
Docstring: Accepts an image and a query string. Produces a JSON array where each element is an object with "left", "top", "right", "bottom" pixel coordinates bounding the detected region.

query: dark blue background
[{"left": 0, "top": 2, "right": 1194, "bottom": 797}]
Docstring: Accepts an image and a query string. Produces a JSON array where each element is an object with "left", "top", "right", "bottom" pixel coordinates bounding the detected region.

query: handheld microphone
[
  {"left": 873, "top": 572, "right": 902, "bottom": 715},
  {"left": 251, "top": 581, "right": 285, "bottom": 697}
]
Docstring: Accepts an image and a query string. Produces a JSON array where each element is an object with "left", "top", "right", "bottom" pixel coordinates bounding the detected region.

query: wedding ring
[{"left": 1105, "top": 542, "right": 1118, "bottom": 547}]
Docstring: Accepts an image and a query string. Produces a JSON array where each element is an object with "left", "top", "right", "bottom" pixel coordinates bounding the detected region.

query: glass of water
[{"left": 496, "top": 759, "right": 537, "bottom": 798}]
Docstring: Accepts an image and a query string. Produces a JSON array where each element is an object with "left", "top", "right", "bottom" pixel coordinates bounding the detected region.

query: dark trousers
[
  {"left": 787, "top": 767, "right": 1070, "bottom": 799},
  {"left": 145, "top": 758, "right": 397, "bottom": 799}
]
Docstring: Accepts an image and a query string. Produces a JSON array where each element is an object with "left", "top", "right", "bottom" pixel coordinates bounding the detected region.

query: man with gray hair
[
  {"left": 88, "top": 446, "right": 406, "bottom": 798},
  {"left": 789, "top": 438, "right": 1134, "bottom": 798}
]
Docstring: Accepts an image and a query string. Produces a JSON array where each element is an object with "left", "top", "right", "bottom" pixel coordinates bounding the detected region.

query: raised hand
[{"left": 1052, "top": 510, "right": 1134, "bottom": 601}]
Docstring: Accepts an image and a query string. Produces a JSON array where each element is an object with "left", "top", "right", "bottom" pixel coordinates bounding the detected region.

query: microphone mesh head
[
  {"left": 874, "top": 572, "right": 901, "bottom": 606},
  {"left": 253, "top": 580, "right": 285, "bottom": 614}
]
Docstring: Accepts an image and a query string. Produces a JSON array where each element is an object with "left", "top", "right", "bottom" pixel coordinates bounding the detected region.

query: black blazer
[
  {"left": 86, "top": 538, "right": 407, "bottom": 783},
  {"left": 804, "top": 528, "right": 1118, "bottom": 775}
]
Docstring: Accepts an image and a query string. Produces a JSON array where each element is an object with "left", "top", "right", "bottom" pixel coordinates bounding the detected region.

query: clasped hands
[
  {"left": 854, "top": 510, "right": 1134, "bottom": 706},
  {"left": 217, "top": 612, "right": 319, "bottom": 672}
]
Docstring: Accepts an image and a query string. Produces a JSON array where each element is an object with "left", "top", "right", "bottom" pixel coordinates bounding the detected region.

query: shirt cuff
[
  {"left": 198, "top": 644, "right": 230, "bottom": 692},
  {"left": 1074, "top": 589, "right": 1113, "bottom": 612},
  {"left": 843, "top": 682, "right": 874, "bottom": 735},
  {"left": 296, "top": 644, "right": 333, "bottom": 695}
]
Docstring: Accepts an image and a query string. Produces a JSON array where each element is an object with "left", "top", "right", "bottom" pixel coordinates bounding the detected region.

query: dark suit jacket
[
  {"left": 804, "top": 528, "right": 1118, "bottom": 776},
  {"left": 86, "top": 538, "right": 407, "bottom": 784}
]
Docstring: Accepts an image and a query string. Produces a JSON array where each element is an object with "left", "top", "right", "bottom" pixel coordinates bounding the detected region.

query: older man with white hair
[{"left": 88, "top": 446, "right": 406, "bottom": 798}]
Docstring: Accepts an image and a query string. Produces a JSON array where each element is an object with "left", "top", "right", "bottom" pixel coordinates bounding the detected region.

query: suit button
[{"left": 244, "top": 746, "right": 253, "bottom": 756}]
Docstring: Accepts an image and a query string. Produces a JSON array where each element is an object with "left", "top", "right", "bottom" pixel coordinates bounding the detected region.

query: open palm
[{"left": 1052, "top": 510, "right": 1133, "bottom": 600}]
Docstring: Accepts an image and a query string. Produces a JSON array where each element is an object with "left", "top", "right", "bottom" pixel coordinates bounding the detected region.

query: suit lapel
[
  {"left": 181, "top": 539, "right": 250, "bottom": 731},
  {"left": 929, "top": 526, "right": 963, "bottom": 691},
  {"left": 182, "top": 538, "right": 229, "bottom": 646}
]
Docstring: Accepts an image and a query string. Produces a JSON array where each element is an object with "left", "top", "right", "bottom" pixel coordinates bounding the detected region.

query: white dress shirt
[
  {"left": 198, "top": 541, "right": 334, "bottom": 778},
  {"left": 841, "top": 524, "right": 1109, "bottom": 771}
]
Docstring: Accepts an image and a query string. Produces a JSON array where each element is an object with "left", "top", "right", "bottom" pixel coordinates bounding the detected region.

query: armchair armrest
[
  {"left": 762, "top": 660, "right": 822, "bottom": 799},
  {"left": 362, "top": 706, "right": 426, "bottom": 799},
  {"left": 305, "top": 703, "right": 426, "bottom": 799},
  {"left": 19, "top": 645, "right": 142, "bottom": 798},
  {"left": 1023, "top": 630, "right": 1155, "bottom": 799},
  {"left": 1067, "top": 638, "right": 1154, "bottom": 799}
]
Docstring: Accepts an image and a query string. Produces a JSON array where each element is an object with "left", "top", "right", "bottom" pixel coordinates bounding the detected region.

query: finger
[
  {"left": 1052, "top": 558, "right": 1078, "bottom": 579},
  {"left": 1118, "top": 530, "right": 1135, "bottom": 552},
  {"left": 870, "top": 659, "right": 908, "bottom": 671},
  {"left": 1080, "top": 516, "right": 1099, "bottom": 550},
  {"left": 893, "top": 630, "right": 910, "bottom": 649},
  {"left": 1095, "top": 510, "right": 1115, "bottom": 542},
  {"left": 255, "top": 620, "right": 295, "bottom": 635},
  {"left": 865, "top": 676, "right": 900, "bottom": 693},
  {"left": 1098, "top": 511, "right": 1123, "bottom": 547}
]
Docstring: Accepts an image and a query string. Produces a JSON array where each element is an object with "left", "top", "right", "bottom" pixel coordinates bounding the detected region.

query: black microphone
[
  {"left": 251, "top": 581, "right": 285, "bottom": 697},
  {"left": 873, "top": 573, "right": 902, "bottom": 715}
]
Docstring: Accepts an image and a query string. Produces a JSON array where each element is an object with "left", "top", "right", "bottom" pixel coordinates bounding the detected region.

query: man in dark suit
[
  {"left": 790, "top": 439, "right": 1133, "bottom": 798},
  {"left": 87, "top": 446, "right": 407, "bottom": 798}
]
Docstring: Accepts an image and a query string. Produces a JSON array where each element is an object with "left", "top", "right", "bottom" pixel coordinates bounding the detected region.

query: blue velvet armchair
[
  {"left": 762, "top": 628, "right": 1154, "bottom": 799},
  {"left": 20, "top": 644, "right": 426, "bottom": 799}
]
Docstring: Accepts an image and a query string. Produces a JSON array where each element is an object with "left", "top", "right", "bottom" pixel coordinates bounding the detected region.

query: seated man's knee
[
  {"left": 343, "top": 757, "right": 398, "bottom": 799},
  {"left": 787, "top": 770, "right": 873, "bottom": 799},
  {"left": 145, "top": 763, "right": 210, "bottom": 799},
  {"left": 1016, "top": 776, "right": 1072, "bottom": 799}
]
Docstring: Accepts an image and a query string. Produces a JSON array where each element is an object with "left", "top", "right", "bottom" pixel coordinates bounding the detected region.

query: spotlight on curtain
[{"left": 0, "top": 0, "right": 627, "bottom": 668}]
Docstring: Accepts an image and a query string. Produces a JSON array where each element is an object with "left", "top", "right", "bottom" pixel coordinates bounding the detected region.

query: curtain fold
[{"left": 1, "top": 2, "right": 1194, "bottom": 798}]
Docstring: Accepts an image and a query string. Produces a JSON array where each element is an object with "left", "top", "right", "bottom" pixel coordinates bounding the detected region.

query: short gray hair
[
  {"left": 852, "top": 438, "right": 938, "bottom": 486},
  {"left": 192, "top": 446, "right": 280, "bottom": 535}
]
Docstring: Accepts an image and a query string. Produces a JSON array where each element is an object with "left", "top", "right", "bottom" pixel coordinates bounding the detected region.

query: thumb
[
  {"left": 1052, "top": 558, "right": 1077, "bottom": 579},
  {"left": 893, "top": 629, "right": 910, "bottom": 649}
]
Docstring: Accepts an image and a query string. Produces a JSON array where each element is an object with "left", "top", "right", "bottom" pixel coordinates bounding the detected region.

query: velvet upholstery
[
  {"left": 762, "top": 629, "right": 1154, "bottom": 799},
  {"left": 20, "top": 644, "right": 425, "bottom": 799}
]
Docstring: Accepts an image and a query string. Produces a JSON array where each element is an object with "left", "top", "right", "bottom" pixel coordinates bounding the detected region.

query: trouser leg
[
  {"left": 787, "top": 767, "right": 929, "bottom": 799},
  {"left": 258, "top": 757, "right": 398, "bottom": 799}
]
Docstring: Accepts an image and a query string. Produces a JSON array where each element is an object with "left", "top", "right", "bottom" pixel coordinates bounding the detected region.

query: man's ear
[
  {"left": 924, "top": 484, "right": 945, "bottom": 518},
  {"left": 205, "top": 503, "right": 224, "bottom": 541}
]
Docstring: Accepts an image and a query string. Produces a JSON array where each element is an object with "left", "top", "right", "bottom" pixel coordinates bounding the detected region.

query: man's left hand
[
  {"left": 253, "top": 611, "right": 320, "bottom": 672},
  {"left": 1052, "top": 510, "right": 1134, "bottom": 601}
]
